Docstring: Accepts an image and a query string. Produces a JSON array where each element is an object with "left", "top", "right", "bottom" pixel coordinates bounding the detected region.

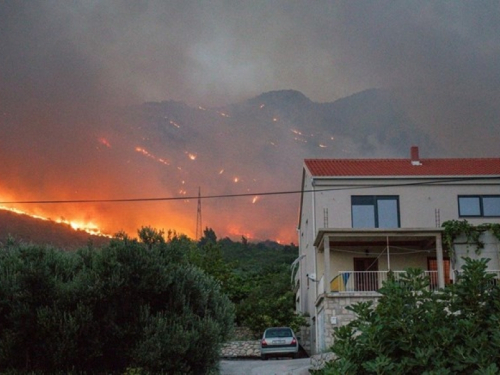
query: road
[{"left": 219, "top": 358, "right": 311, "bottom": 375}]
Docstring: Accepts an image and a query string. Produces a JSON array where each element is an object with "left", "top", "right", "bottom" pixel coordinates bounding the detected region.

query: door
[
  {"left": 354, "top": 258, "right": 378, "bottom": 291},
  {"left": 428, "top": 257, "right": 451, "bottom": 287}
]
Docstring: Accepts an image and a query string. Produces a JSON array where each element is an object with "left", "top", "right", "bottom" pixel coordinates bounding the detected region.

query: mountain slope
[{"left": 0, "top": 209, "right": 110, "bottom": 250}]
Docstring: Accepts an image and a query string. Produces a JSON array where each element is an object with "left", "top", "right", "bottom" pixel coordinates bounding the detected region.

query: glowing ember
[
  {"left": 252, "top": 196, "right": 259, "bottom": 204},
  {"left": 294, "top": 137, "right": 308, "bottom": 143},
  {"left": 260, "top": 104, "right": 265, "bottom": 108},
  {"left": 135, "top": 147, "right": 170, "bottom": 166},
  {"left": 217, "top": 111, "right": 230, "bottom": 118},
  {"left": 319, "top": 144, "right": 327, "bottom": 148},
  {"left": 291, "top": 129, "right": 303, "bottom": 136},
  {"left": 98, "top": 137, "right": 112, "bottom": 148},
  {"left": 233, "top": 177, "right": 239, "bottom": 183},
  {"left": 187, "top": 152, "right": 197, "bottom": 160},
  {"left": 219, "top": 169, "right": 224, "bottom": 174},
  {"left": 198, "top": 106, "right": 206, "bottom": 111},
  {"left": 273, "top": 117, "right": 278, "bottom": 122},
  {"left": 169, "top": 120, "right": 180, "bottom": 128}
]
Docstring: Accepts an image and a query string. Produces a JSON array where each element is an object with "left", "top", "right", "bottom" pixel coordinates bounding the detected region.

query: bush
[
  {"left": 0, "top": 236, "right": 234, "bottom": 373},
  {"left": 313, "top": 258, "right": 500, "bottom": 374}
]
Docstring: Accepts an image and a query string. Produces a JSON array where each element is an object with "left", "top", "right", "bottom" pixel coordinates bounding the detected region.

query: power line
[{"left": 0, "top": 176, "right": 497, "bottom": 205}]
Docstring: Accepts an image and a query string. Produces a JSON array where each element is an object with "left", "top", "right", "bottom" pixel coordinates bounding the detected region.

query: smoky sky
[{"left": 1, "top": 1, "right": 499, "bottom": 241}]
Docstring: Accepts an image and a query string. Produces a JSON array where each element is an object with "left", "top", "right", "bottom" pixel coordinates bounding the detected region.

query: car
[{"left": 260, "top": 327, "right": 299, "bottom": 360}]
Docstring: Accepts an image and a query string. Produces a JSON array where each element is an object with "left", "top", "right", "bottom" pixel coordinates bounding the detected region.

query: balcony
[{"left": 330, "top": 270, "right": 440, "bottom": 293}]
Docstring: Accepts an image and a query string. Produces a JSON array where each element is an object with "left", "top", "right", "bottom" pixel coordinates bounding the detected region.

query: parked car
[{"left": 260, "top": 327, "right": 299, "bottom": 360}]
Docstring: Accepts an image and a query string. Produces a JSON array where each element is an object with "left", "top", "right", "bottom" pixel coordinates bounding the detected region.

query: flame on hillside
[{"left": 0, "top": 204, "right": 111, "bottom": 238}]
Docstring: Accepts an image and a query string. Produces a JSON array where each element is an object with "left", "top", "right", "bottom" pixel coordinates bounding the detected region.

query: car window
[{"left": 265, "top": 328, "right": 293, "bottom": 338}]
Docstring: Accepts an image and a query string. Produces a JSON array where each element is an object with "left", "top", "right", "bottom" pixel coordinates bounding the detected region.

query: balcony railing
[
  {"left": 330, "top": 270, "right": 439, "bottom": 293},
  {"left": 454, "top": 270, "right": 500, "bottom": 285}
]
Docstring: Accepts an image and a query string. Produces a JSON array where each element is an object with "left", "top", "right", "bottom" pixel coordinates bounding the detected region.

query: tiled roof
[{"left": 305, "top": 158, "right": 500, "bottom": 177}]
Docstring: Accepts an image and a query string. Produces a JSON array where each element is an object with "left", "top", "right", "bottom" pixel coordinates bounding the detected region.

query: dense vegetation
[
  {"left": 0, "top": 231, "right": 233, "bottom": 374},
  {"left": 312, "top": 258, "right": 500, "bottom": 375},
  {"left": 197, "top": 228, "right": 307, "bottom": 336},
  {"left": 0, "top": 226, "right": 305, "bottom": 373}
]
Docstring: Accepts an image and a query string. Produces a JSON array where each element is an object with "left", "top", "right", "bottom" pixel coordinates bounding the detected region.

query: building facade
[{"left": 296, "top": 147, "right": 500, "bottom": 354}]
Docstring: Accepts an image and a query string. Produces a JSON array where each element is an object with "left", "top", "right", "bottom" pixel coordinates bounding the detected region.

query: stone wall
[
  {"left": 298, "top": 325, "right": 312, "bottom": 354},
  {"left": 319, "top": 292, "right": 380, "bottom": 350},
  {"left": 220, "top": 340, "right": 261, "bottom": 358}
]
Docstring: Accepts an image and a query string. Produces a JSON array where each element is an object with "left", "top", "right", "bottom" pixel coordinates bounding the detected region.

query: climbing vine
[{"left": 442, "top": 220, "right": 500, "bottom": 256}]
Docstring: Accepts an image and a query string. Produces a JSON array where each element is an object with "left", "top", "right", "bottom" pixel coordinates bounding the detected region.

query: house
[{"left": 296, "top": 146, "right": 500, "bottom": 354}]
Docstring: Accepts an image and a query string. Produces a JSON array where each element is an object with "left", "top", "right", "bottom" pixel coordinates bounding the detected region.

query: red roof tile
[{"left": 305, "top": 158, "right": 500, "bottom": 177}]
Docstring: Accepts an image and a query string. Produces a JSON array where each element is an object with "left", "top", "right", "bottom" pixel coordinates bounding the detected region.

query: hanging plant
[{"left": 442, "top": 220, "right": 500, "bottom": 256}]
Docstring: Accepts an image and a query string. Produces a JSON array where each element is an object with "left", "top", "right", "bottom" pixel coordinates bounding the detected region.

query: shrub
[
  {"left": 313, "top": 258, "right": 500, "bottom": 374},
  {"left": 0, "top": 236, "right": 234, "bottom": 373}
]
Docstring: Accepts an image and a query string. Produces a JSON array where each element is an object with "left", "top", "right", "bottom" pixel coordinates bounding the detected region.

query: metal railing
[
  {"left": 454, "top": 270, "right": 500, "bottom": 285},
  {"left": 331, "top": 270, "right": 439, "bottom": 293}
]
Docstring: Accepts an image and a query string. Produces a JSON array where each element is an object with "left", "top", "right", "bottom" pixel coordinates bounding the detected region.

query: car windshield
[{"left": 265, "top": 328, "right": 293, "bottom": 338}]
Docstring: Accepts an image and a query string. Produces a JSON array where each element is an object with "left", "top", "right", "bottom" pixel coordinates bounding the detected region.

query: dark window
[
  {"left": 351, "top": 196, "right": 400, "bottom": 228},
  {"left": 458, "top": 195, "right": 500, "bottom": 217}
]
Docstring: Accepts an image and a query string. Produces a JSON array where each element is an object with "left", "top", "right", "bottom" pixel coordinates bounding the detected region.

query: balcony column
[
  {"left": 436, "top": 234, "right": 445, "bottom": 288},
  {"left": 324, "top": 235, "right": 331, "bottom": 294}
]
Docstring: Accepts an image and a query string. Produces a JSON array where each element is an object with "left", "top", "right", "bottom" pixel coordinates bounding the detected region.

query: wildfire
[
  {"left": 135, "top": 147, "right": 170, "bottom": 166},
  {"left": 217, "top": 111, "right": 230, "bottom": 118},
  {"left": 169, "top": 120, "right": 180, "bottom": 128},
  {"left": 0, "top": 204, "right": 110, "bottom": 237},
  {"left": 98, "top": 137, "right": 112, "bottom": 148}
]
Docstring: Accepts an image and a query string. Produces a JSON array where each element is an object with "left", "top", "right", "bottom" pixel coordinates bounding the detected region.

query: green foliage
[
  {"left": 442, "top": 220, "right": 500, "bottom": 256},
  {"left": 137, "top": 225, "right": 165, "bottom": 250},
  {"left": 0, "top": 233, "right": 234, "bottom": 373},
  {"left": 236, "top": 264, "right": 308, "bottom": 335},
  {"left": 313, "top": 258, "right": 500, "bottom": 374}
]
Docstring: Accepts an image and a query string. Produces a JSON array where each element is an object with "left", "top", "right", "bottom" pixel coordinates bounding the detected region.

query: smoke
[{"left": 1, "top": 1, "right": 499, "bottom": 242}]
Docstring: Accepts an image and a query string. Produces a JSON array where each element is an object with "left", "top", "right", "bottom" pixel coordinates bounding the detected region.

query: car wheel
[{"left": 261, "top": 354, "right": 268, "bottom": 361}]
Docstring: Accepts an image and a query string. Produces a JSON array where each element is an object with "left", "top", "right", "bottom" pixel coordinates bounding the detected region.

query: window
[
  {"left": 351, "top": 196, "right": 400, "bottom": 228},
  {"left": 458, "top": 195, "right": 500, "bottom": 217}
]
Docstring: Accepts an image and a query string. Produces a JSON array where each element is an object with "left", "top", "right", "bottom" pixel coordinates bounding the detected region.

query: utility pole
[{"left": 195, "top": 187, "right": 202, "bottom": 240}]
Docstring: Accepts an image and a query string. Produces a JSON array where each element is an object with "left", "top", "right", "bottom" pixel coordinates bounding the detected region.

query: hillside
[{"left": 0, "top": 209, "right": 110, "bottom": 250}]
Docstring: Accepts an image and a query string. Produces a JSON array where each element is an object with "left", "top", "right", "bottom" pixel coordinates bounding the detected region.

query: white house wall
[
  {"left": 454, "top": 232, "right": 500, "bottom": 271},
  {"left": 298, "top": 174, "right": 317, "bottom": 316},
  {"left": 311, "top": 177, "right": 500, "bottom": 229}
]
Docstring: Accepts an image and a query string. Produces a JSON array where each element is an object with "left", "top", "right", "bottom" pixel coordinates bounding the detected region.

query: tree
[
  {"left": 198, "top": 227, "right": 217, "bottom": 247},
  {"left": 137, "top": 225, "right": 165, "bottom": 250},
  {"left": 237, "top": 264, "right": 307, "bottom": 335},
  {"left": 0, "top": 233, "right": 234, "bottom": 374},
  {"left": 313, "top": 258, "right": 500, "bottom": 375}
]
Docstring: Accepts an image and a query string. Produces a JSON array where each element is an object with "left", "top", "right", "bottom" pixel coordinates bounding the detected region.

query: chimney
[{"left": 411, "top": 146, "right": 422, "bottom": 166}]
